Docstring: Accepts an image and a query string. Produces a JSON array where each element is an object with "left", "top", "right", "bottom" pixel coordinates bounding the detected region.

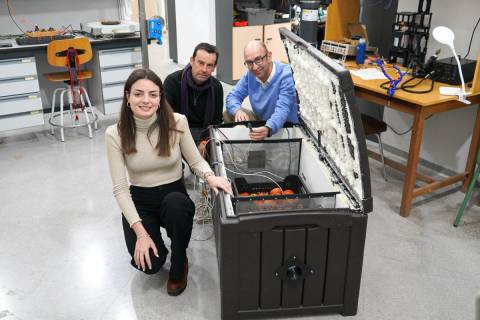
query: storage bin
[
  {"left": 208, "top": 28, "right": 372, "bottom": 319},
  {"left": 243, "top": 8, "right": 275, "bottom": 26},
  {"left": 235, "top": 1, "right": 275, "bottom": 26}
]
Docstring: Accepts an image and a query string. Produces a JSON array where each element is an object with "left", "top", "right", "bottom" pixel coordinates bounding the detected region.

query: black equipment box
[
  {"left": 435, "top": 56, "right": 476, "bottom": 85},
  {"left": 209, "top": 28, "right": 372, "bottom": 319}
]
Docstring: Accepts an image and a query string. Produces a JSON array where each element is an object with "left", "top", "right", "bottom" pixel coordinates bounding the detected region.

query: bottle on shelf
[{"left": 356, "top": 38, "right": 366, "bottom": 65}]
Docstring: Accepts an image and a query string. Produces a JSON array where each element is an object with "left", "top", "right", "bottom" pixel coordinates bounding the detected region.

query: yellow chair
[{"left": 44, "top": 38, "right": 97, "bottom": 142}]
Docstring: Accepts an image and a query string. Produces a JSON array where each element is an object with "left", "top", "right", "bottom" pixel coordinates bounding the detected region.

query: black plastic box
[
  {"left": 212, "top": 201, "right": 367, "bottom": 319},
  {"left": 209, "top": 28, "right": 372, "bottom": 319}
]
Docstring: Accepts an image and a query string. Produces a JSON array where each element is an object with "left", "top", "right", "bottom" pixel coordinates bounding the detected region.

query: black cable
[
  {"left": 216, "top": 128, "right": 229, "bottom": 141},
  {"left": 6, "top": 0, "right": 28, "bottom": 36},
  {"left": 464, "top": 17, "right": 480, "bottom": 59},
  {"left": 400, "top": 76, "right": 435, "bottom": 94},
  {"left": 386, "top": 115, "right": 433, "bottom": 136},
  {"left": 379, "top": 81, "right": 391, "bottom": 91},
  {"left": 60, "top": 24, "right": 76, "bottom": 35},
  {"left": 379, "top": 73, "right": 435, "bottom": 95},
  {"left": 376, "top": 107, "right": 433, "bottom": 136},
  {"left": 286, "top": 128, "right": 293, "bottom": 175},
  {"left": 375, "top": 107, "right": 411, "bottom": 136},
  {"left": 386, "top": 122, "right": 413, "bottom": 136}
]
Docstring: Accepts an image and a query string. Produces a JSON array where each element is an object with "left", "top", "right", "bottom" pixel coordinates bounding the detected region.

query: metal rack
[{"left": 389, "top": 0, "right": 432, "bottom": 70}]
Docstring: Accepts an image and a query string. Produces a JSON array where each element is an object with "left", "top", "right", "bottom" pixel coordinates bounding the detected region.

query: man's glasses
[{"left": 244, "top": 53, "right": 268, "bottom": 68}]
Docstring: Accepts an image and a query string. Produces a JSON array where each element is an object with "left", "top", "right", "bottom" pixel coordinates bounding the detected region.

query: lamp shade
[
  {"left": 432, "top": 26, "right": 455, "bottom": 47},
  {"left": 431, "top": 25, "right": 471, "bottom": 104}
]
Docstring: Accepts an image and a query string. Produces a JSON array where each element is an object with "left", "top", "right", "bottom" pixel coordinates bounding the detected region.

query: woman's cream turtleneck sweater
[{"left": 105, "top": 113, "right": 213, "bottom": 226}]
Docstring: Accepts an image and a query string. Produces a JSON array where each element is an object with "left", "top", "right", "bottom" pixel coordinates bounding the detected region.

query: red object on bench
[{"left": 233, "top": 21, "right": 248, "bottom": 27}]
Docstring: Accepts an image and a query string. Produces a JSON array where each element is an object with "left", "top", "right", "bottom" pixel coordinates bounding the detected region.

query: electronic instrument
[
  {"left": 80, "top": 21, "right": 139, "bottom": 37},
  {"left": 434, "top": 56, "right": 476, "bottom": 85}
]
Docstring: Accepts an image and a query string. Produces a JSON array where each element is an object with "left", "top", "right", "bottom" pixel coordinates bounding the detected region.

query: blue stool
[{"left": 454, "top": 148, "right": 480, "bottom": 226}]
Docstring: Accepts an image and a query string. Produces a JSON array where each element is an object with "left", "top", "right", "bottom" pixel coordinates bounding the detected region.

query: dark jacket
[{"left": 164, "top": 69, "right": 223, "bottom": 143}]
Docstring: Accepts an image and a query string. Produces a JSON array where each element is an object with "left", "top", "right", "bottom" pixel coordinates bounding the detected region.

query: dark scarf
[{"left": 180, "top": 63, "right": 215, "bottom": 128}]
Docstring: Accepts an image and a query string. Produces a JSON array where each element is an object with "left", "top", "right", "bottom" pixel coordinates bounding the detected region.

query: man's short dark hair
[{"left": 192, "top": 42, "right": 219, "bottom": 65}]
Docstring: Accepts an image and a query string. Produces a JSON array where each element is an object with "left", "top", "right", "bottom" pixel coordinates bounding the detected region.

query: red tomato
[{"left": 270, "top": 187, "right": 283, "bottom": 195}]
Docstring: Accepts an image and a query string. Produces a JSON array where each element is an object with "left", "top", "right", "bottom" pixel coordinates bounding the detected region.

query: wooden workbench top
[{"left": 344, "top": 60, "right": 479, "bottom": 108}]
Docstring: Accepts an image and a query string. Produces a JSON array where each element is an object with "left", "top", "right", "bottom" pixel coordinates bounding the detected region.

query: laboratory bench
[
  {"left": 344, "top": 59, "right": 480, "bottom": 217},
  {"left": 0, "top": 35, "right": 141, "bottom": 132}
]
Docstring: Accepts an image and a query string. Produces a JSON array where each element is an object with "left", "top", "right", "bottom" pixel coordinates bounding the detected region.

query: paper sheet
[{"left": 349, "top": 68, "right": 388, "bottom": 80}]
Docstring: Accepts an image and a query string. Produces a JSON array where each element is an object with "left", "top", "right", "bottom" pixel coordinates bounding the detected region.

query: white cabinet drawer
[
  {"left": 0, "top": 58, "right": 37, "bottom": 81},
  {"left": 99, "top": 48, "right": 142, "bottom": 68},
  {"left": 0, "top": 94, "right": 42, "bottom": 116},
  {"left": 103, "top": 98, "right": 122, "bottom": 115},
  {"left": 0, "top": 112, "right": 44, "bottom": 132},
  {"left": 101, "top": 66, "right": 139, "bottom": 85},
  {"left": 102, "top": 83, "right": 125, "bottom": 101},
  {"left": 0, "top": 77, "right": 40, "bottom": 97}
]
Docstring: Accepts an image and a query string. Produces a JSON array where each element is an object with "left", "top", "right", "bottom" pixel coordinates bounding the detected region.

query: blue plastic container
[{"left": 356, "top": 38, "right": 366, "bottom": 65}]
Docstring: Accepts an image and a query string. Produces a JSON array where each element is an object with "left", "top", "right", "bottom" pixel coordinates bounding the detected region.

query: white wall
[
  {"left": 383, "top": 0, "right": 480, "bottom": 173},
  {"left": 0, "top": 0, "right": 120, "bottom": 34},
  {"left": 174, "top": 0, "right": 216, "bottom": 66}
]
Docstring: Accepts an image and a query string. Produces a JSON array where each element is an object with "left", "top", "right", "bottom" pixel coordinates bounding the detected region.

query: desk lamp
[{"left": 432, "top": 26, "right": 471, "bottom": 104}]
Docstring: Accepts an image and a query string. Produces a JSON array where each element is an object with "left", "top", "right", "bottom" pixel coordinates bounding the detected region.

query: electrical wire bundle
[
  {"left": 5, "top": 0, "right": 78, "bottom": 37},
  {"left": 463, "top": 17, "right": 480, "bottom": 60},
  {"left": 213, "top": 128, "right": 289, "bottom": 191},
  {"left": 191, "top": 177, "right": 215, "bottom": 241},
  {"left": 5, "top": 0, "right": 27, "bottom": 35},
  {"left": 190, "top": 127, "right": 294, "bottom": 240}
]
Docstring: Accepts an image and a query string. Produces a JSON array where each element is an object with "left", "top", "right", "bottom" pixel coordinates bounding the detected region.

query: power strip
[{"left": 320, "top": 40, "right": 356, "bottom": 62}]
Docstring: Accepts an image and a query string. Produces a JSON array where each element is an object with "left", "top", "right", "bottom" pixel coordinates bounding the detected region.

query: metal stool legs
[
  {"left": 375, "top": 133, "right": 388, "bottom": 181},
  {"left": 361, "top": 114, "right": 388, "bottom": 181},
  {"left": 81, "top": 89, "right": 98, "bottom": 130},
  {"left": 49, "top": 85, "right": 98, "bottom": 142},
  {"left": 453, "top": 148, "right": 480, "bottom": 226},
  {"left": 49, "top": 88, "right": 65, "bottom": 136},
  {"left": 78, "top": 92, "right": 93, "bottom": 139}
]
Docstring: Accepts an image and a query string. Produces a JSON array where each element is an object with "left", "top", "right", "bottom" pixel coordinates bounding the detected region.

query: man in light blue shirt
[{"left": 225, "top": 40, "right": 299, "bottom": 140}]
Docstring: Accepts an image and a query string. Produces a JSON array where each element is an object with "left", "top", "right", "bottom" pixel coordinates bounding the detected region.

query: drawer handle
[
  {"left": 30, "top": 110, "right": 41, "bottom": 115},
  {"left": 24, "top": 76, "right": 35, "bottom": 81},
  {"left": 28, "top": 95, "right": 39, "bottom": 99},
  {"left": 21, "top": 59, "right": 32, "bottom": 63},
  {"left": 133, "top": 47, "right": 141, "bottom": 52},
  {"left": 134, "top": 64, "right": 142, "bottom": 68}
]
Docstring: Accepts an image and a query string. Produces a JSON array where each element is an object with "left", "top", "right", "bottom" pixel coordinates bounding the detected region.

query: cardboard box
[{"left": 346, "top": 23, "right": 369, "bottom": 47}]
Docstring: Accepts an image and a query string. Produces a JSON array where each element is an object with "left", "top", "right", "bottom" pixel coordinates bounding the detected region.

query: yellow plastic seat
[{"left": 44, "top": 38, "right": 97, "bottom": 142}]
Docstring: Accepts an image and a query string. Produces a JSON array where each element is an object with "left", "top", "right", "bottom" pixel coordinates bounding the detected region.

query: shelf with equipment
[
  {"left": 388, "top": 0, "right": 432, "bottom": 69},
  {"left": 216, "top": 0, "right": 291, "bottom": 84}
]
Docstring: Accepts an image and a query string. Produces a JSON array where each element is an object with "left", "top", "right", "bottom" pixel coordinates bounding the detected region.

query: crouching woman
[{"left": 105, "top": 69, "right": 231, "bottom": 296}]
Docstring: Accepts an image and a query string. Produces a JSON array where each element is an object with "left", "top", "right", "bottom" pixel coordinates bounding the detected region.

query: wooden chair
[
  {"left": 361, "top": 113, "right": 388, "bottom": 180},
  {"left": 44, "top": 38, "right": 97, "bottom": 142}
]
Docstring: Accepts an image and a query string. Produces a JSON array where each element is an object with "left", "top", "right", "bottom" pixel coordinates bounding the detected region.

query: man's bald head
[
  {"left": 243, "top": 40, "right": 273, "bottom": 82},
  {"left": 244, "top": 40, "right": 268, "bottom": 57}
]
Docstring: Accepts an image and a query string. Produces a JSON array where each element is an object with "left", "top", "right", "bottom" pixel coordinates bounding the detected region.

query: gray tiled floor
[{"left": 1, "top": 47, "right": 480, "bottom": 320}]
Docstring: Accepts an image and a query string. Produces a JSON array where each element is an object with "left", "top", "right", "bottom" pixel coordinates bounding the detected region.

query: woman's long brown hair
[{"left": 118, "top": 68, "right": 179, "bottom": 157}]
